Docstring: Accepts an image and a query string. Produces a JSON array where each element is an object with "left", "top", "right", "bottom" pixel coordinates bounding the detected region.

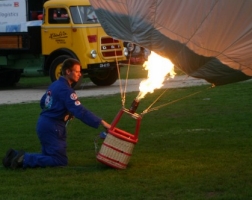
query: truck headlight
[
  {"left": 90, "top": 50, "right": 97, "bottom": 58},
  {"left": 123, "top": 47, "right": 129, "bottom": 57}
]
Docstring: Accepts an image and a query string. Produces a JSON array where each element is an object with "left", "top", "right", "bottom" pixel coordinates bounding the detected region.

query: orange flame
[{"left": 136, "top": 51, "right": 176, "bottom": 101}]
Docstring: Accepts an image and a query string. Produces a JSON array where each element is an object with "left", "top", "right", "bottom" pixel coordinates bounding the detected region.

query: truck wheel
[
  {"left": 89, "top": 67, "right": 118, "bottom": 86},
  {"left": 0, "top": 70, "right": 21, "bottom": 87},
  {"left": 49, "top": 55, "right": 71, "bottom": 82},
  {"left": 13, "top": 71, "right": 21, "bottom": 83},
  {"left": 49, "top": 55, "right": 82, "bottom": 89}
]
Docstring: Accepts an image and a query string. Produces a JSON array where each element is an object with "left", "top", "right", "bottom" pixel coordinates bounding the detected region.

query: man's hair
[{"left": 61, "top": 58, "right": 81, "bottom": 75}]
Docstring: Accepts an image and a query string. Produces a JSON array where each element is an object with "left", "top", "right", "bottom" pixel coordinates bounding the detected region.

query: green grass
[{"left": 0, "top": 80, "right": 251, "bottom": 200}]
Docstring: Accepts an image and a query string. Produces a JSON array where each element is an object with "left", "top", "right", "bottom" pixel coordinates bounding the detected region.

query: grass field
[{"left": 0, "top": 77, "right": 251, "bottom": 199}]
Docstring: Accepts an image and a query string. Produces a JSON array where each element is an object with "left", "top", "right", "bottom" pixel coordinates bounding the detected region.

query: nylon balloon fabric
[{"left": 90, "top": 0, "right": 252, "bottom": 86}]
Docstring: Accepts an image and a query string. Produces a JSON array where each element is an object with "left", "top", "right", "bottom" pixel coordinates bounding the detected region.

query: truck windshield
[{"left": 70, "top": 6, "right": 99, "bottom": 24}]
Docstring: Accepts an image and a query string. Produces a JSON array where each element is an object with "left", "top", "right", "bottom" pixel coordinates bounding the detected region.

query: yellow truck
[{"left": 0, "top": 0, "right": 128, "bottom": 87}]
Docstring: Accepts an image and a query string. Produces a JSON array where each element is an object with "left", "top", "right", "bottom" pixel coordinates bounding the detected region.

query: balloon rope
[
  {"left": 142, "top": 75, "right": 190, "bottom": 113},
  {"left": 114, "top": 46, "right": 125, "bottom": 106},
  {"left": 143, "top": 88, "right": 169, "bottom": 113},
  {"left": 121, "top": 56, "right": 132, "bottom": 107},
  {"left": 117, "top": 51, "right": 132, "bottom": 108},
  {"left": 141, "top": 86, "right": 213, "bottom": 115}
]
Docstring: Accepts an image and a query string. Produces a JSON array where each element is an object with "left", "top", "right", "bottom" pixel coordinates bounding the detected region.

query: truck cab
[{"left": 42, "top": 0, "right": 127, "bottom": 86}]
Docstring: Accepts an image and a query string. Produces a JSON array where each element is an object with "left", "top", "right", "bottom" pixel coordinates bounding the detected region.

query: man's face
[{"left": 67, "top": 64, "right": 82, "bottom": 83}]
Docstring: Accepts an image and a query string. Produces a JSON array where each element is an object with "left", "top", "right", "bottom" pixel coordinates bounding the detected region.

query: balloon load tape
[{"left": 96, "top": 108, "right": 142, "bottom": 169}]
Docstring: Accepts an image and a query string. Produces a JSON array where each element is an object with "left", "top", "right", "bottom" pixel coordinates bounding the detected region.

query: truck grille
[{"left": 101, "top": 37, "right": 123, "bottom": 57}]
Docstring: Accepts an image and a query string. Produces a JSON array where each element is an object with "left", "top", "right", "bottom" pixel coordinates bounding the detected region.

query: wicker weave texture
[{"left": 98, "top": 133, "right": 135, "bottom": 167}]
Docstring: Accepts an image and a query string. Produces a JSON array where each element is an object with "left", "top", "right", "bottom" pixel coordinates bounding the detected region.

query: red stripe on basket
[
  {"left": 97, "top": 153, "right": 127, "bottom": 167},
  {"left": 103, "top": 142, "right": 132, "bottom": 156}
]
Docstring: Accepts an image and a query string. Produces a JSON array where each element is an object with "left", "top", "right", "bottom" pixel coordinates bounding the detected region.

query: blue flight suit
[{"left": 23, "top": 77, "right": 102, "bottom": 168}]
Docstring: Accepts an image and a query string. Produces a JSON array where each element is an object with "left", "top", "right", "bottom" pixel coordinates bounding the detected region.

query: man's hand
[{"left": 101, "top": 120, "right": 111, "bottom": 129}]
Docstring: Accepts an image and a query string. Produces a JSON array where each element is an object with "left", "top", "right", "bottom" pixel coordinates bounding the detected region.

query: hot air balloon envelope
[{"left": 90, "top": 0, "right": 252, "bottom": 85}]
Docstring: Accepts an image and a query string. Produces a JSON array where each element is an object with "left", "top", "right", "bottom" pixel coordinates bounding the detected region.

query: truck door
[{"left": 41, "top": 7, "right": 72, "bottom": 55}]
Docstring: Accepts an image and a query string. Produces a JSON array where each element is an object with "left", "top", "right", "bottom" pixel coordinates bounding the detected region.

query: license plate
[{"left": 99, "top": 63, "right": 110, "bottom": 68}]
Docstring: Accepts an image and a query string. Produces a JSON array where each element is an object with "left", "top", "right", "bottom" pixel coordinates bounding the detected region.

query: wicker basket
[
  {"left": 97, "top": 108, "right": 142, "bottom": 169},
  {"left": 96, "top": 133, "right": 135, "bottom": 169}
]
